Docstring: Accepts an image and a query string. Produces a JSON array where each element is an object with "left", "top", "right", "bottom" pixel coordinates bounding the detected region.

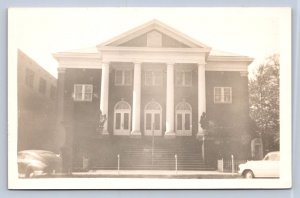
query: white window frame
[
  {"left": 114, "top": 69, "right": 132, "bottom": 86},
  {"left": 113, "top": 101, "right": 131, "bottom": 136},
  {"left": 144, "top": 70, "right": 163, "bottom": 86},
  {"left": 175, "top": 70, "right": 192, "bottom": 87},
  {"left": 144, "top": 101, "right": 162, "bottom": 136},
  {"left": 73, "top": 84, "right": 93, "bottom": 102},
  {"left": 214, "top": 87, "right": 232, "bottom": 104},
  {"left": 175, "top": 102, "right": 192, "bottom": 136}
]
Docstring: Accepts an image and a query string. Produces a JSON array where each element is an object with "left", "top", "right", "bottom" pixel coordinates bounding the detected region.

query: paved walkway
[{"left": 65, "top": 170, "right": 239, "bottom": 178}]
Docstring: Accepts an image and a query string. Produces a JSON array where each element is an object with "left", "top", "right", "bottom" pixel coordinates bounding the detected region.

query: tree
[{"left": 249, "top": 54, "right": 280, "bottom": 153}]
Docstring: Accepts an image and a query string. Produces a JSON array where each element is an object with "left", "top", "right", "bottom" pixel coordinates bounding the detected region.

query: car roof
[{"left": 267, "top": 151, "right": 280, "bottom": 155}]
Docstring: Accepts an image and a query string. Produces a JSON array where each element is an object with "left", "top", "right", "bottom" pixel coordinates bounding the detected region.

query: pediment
[{"left": 97, "top": 20, "right": 210, "bottom": 49}]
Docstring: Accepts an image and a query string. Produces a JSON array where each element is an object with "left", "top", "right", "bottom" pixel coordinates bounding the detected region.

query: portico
[{"left": 96, "top": 20, "right": 211, "bottom": 137}]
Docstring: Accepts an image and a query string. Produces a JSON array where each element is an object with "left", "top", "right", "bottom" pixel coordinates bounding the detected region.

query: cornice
[
  {"left": 207, "top": 55, "right": 254, "bottom": 62},
  {"left": 53, "top": 52, "right": 100, "bottom": 60},
  {"left": 98, "top": 46, "right": 211, "bottom": 53}
]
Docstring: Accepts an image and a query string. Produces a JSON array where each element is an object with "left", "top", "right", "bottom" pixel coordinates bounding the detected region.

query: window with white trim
[
  {"left": 144, "top": 70, "right": 163, "bottom": 86},
  {"left": 114, "top": 101, "right": 131, "bottom": 135},
  {"left": 176, "top": 102, "right": 192, "bottom": 136},
  {"left": 214, "top": 87, "right": 232, "bottom": 103},
  {"left": 115, "top": 69, "right": 132, "bottom": 86},
  {"left": 175, "top": 70, "right": 192, "bottom": 87},
  {"left": 74, "top": 84, "right": 93, "bottom": 102},
  {"left": 144, "top": 101, "right": 162, "bottom": 136}
]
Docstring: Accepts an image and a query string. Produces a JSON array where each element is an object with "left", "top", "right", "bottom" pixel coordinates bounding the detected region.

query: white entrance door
[
  {"left": 114, "top": 101, "right": 131, "bottom": 135},
  {"left": 144, "top": 102, "right": 162, "bottom": 136},
  {"left": 176, "top": 102, "right": 192, "bottom": 136}
]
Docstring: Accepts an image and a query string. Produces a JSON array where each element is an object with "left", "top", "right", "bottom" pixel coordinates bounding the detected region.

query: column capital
[
  {"left": 197, "top": 62, "right": 207, "bottom": 67},
  {"left": 166, "top": 62, "right": 175, "bottom": 66},
  {"left": 133, "top": 61, "right": 142, "bottom": 66},
  {"left": 101, "top": 61, "right": 110, "bottom": 66},
  {"left": 57, "top": 67, "right": 66, "bottom": 73}
]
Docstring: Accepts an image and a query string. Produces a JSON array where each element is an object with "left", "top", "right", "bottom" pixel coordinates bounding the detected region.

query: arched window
[
  {"left": 114, "top": 100, "right": 131, "bottom": 135},
  {"left": 176, "top": 102, "right": 192, "bottom": 136},
  {"left": 144, "top": 101, "right": 162, "bottom": 136}
]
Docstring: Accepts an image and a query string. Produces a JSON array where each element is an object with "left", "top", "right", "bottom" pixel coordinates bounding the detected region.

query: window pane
[
  {"left": 154, "top": 113, "right": 160, "bottom": 130},
  {"left": 115, "top": 113, "right": 121, "bottom": 130},
  {"left": 85, "top": 85, "right": 93, "bottom": 93},
  {"left": 224, "top": 88, "right": 231, "bottom": 102},
  {"left": 145, "top": 71, "right": 152, "bottom": 86},
  {"left": 115, "top": 70, "right": 123, "bottom": 85},
  {"left": 184, "top": 72, "right": 192, "bottom": 86},
  {"left": 146, "top": 113, "right": 152, "bottom": 130},
  {"left": 75, "top": 93, "right": 82, "bottom": 100},
  {"left": 84, "top": 93, "right": 92, "bottom": 101},
  {"left": 224, "top": 87, "right": 231, "bottom": 94},
  {"left": 124, "top": 113, "right": 129, "bottom": 129},
  {"left": 154, "top": 71, "right": 162, "bottom": 86},
  {"left": 185, "top": 114, "right": 190, "bottom": 130},
  {"left": 74, "top": 85, "right": 83, "bottom": 101},
  {"left": 224, "top": 95, "right": 231, "bottom": 102},
  {"left": 75, "top": 85, "right": 83, "bottom": 93},
  {"left": 124, "top": 70, "right": 132, "bottom": 85},
  {"left": 177, "top": 114, "right": 182, "bottom": 130},
  {"left": 176, "top": 71, "right": 183, "bottom": 86}
]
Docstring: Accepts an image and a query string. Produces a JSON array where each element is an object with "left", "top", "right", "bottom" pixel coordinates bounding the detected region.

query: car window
[
  {"left": 264, "top": 153, "right": 280, "bottom": 161},
  {"left": 264, "top": 155, "right": 270, "bottom": 160},
  {"left": 269, "top": 153, "right": 280, "bottom": 161}
]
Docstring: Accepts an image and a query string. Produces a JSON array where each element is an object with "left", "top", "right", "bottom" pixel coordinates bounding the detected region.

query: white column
[
  {"left": 56, "top": 67, "right": 66, "bottom": 148},
  {"left": 197, "top": 63, "right": 206, "bottom": 136},
  {"left": 131, "top": 62, "right": 142, "bottom": 136},
  {"left": 165, "top": 62, "right": 176, "bottom": 138},
  {"left": 100, "top": 62, "right": 110, "bottom": 135}
]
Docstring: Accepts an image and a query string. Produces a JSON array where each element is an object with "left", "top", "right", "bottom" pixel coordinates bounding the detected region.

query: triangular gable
[{"left": 97, "top": 19, "right": 210, "bottom": 49}]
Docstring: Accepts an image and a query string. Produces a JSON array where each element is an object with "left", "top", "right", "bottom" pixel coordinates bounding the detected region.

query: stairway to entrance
[
  {"left": 86, "top": 137, "right": 215, "bottom": 171},
  {"left": 117, "top": 138, "right": 214, "bottom": 171}
]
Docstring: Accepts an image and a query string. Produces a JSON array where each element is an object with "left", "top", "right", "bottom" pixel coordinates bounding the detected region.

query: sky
[{"left": 9, "top": 7, "right": 284, "bottom": 78}]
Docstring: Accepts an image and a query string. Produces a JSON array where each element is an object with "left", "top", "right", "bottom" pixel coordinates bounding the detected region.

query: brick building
[
  {"left": 53, "top": 20, "right": 253, "bottom": 171},
  {"left": 18, "top": 50, "right": 57, "bottom": 151}
]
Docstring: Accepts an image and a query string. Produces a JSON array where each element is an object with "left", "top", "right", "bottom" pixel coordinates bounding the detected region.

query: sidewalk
[{"left": 54, "top": 170, "right": 240, "bottom": 179}]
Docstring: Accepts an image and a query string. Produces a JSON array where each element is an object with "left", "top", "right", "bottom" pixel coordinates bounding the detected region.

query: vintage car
[
  {"left": 238, "top": 151, "right": 280, "bottom": 178},
  {"left": 18, "top": 150, "right": 62, "bottom": 178}
]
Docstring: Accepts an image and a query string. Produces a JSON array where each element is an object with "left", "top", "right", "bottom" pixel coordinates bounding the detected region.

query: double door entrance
[{"left": 144, "top": 101, "right": 162, "bottom": 136}]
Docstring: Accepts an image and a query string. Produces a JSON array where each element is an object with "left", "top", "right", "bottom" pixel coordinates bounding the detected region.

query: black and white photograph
[{"left": 8, "top": 7, "right": 291, "bottom": 189}]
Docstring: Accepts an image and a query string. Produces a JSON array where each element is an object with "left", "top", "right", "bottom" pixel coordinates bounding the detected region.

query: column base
[
  {"left": 164, "top": 131, "right": 176, "bottom": 139},
  {"left": 131, "top": 130, "right": 142, "bottom": 138}
]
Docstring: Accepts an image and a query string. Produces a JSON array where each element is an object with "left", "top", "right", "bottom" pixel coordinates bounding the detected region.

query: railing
[
  {"left": 117, "top": 154, "right": 120, "bottom": 175},
  {"left": 218, "top": 156, "right": 247, "bottom": 173},
  {"left": 175, "top": 154, "right": 178, "bottom": 174}
]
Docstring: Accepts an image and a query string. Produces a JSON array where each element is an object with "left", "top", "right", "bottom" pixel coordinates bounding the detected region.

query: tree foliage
[{"left": 249, "top": 54, "right": 280, "bottom": 152}]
